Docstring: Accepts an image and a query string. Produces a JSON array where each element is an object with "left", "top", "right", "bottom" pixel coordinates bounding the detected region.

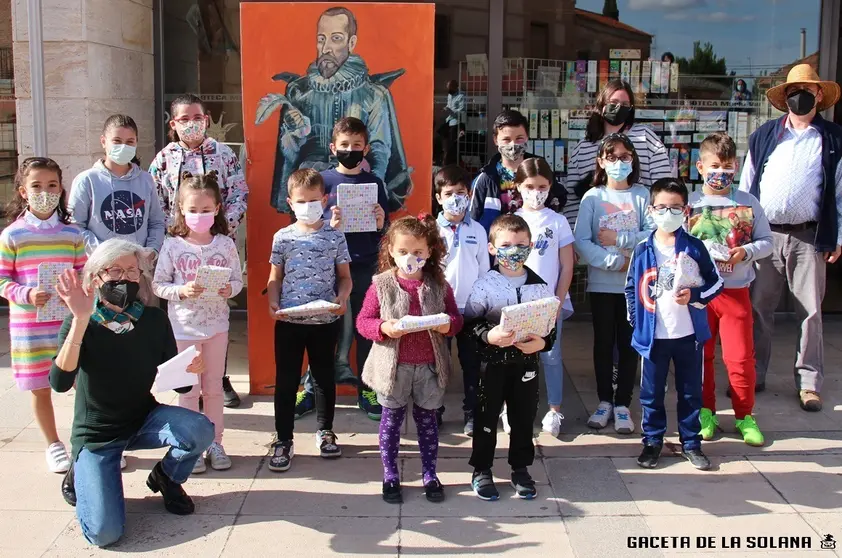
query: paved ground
[{"left": 2, "top": 315, "right": 842, "bottom": 557}]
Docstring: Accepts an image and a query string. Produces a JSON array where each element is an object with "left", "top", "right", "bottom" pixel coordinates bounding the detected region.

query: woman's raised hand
[{"left": 56, "top": 269, "right": 94, "bottom": 320}]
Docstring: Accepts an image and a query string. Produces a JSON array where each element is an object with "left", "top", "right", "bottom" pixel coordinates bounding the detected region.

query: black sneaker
[
  {"left": 424, "top": 478, "right": 445, "bottom": 503},
  {"left": 62, "top": 464, "right": 76, "bottom": 507},
  {"left": 510, "top": 468, "right": 537, "bottom": 499},
  {"left": 146, "top": 462, "right": 195, "bottom": 515},
  {"left": 316, "top": 430, "right": 342, "bottom": 458},
  {"left": 222, "top": 376, "right": 241, "bottom": 408},
  {"left": 267, "top": 440, "right": 294, "bottom": 472},
  {"left": 463, "top": 411, "right": 474, "bottom": 437},
  {"left": 382, "top": 480, "right": 402, "bottom": 504},
  {"left": 436, "top": 406, "right": 445, "bottom": 427},
  {"left": 681, "top": 448, "right": 711, "bottom": 471},
  {"left": 637, "top": 444, "right": 662, "bottom": 469},
  {"left": 471, "top": 469, "right": 499, "bottom": 501}
]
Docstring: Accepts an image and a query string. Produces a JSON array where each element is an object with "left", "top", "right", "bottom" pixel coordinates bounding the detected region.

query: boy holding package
[
  {"left": 435, "top": 165, "right": 490, "bottom": 436},
  {"left": 689, "top": 133, "right": 773, "bottom": 446},
  {"left": 464, "top": 214, "right": 555, "bottom": 501},
  {"left": 625, "top": 178, "right": 723, "bottom": 471}
]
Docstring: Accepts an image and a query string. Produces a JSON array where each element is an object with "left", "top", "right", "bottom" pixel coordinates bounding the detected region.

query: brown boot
[{"left": 799, "top": 390, "right": 822, "bottom": 412}]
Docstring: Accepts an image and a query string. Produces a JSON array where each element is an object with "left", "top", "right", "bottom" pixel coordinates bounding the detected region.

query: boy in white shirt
[
  {"left": 435, "top": 165, "right": 490, "bottom": 435},
  {"left": 514, "top": 158, "right": 575, "bottom": 437}
]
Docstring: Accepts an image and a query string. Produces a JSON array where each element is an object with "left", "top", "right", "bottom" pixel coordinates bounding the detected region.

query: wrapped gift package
[
  {"left": 278, "top": 300, "right": 340, "bottom": 317},
  {"left": 674, "top": 252, "right": 704, "bottom": 291},
  {"left": 394, "top": 313, "right": 450, "bottom": 333},
  {"left": 196, "top": 265, "right": 232, "bottom": 299},
  {"left": 500, "top": 296, "right": 561, "bottom": 343},
  {"left": 600, "top": 210, "right": 638, "bottom": 256},
  {"left": 702, "top": 240, "right": 731, "bottom": 262}
]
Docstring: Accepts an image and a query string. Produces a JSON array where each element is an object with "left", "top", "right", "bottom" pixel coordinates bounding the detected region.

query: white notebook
[{"left": 154, "top": 345, "right": 200, "bottom": 393}]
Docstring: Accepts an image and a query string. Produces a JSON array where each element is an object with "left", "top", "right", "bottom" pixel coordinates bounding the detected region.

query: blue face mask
[
  {"left": 605, "top": 159, "right": 633, "bottom": 182},
  {"left": 442, "top": 194, "right": 469, "bottom": 216}
]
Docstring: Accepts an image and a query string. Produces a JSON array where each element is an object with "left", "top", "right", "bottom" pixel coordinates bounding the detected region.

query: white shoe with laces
[
  {"left": 192, "top": 455, "right": 207, "bottom": 474},
  {"left": 541, "top": 410, "right": 564, "bottom": 437},
  {"left": 500, "top": 405, "right": 511, "bottom": 434},
  {"left": 46, "top": 441, "right": 70, "bottom": 473},
  {"left": 587, "top": 401, "right": 613, "bottom": 429},
  {"left": 613, "top": 406, "right": 635, "bottom": 434},
  {"left": 207, "top": 442, "right": 232, "bottom": 470}
]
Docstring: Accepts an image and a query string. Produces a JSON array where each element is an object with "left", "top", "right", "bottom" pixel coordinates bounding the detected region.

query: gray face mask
[{"left": 498, "top": 143, "right": 526, "bottom": 162}]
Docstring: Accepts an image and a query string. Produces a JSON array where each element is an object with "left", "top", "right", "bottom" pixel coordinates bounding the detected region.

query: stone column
[{"left": 12, "top": 0, "right": 155, "bottom": 183}]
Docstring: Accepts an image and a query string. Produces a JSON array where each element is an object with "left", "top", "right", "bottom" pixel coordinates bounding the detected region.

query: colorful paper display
[
  {"left": 576, "top": 60, "right": 588, "bottom": 93},
  {"left": 540, "top": 109, "right": 550, "bottom": 138},
  {"left": 690, "top": 148, "right": 701, "bottom": 180},
  {"left": 500, "top": 297, "right": 561, "bottom": 343},
  {"left": 337, "top": 182, "right": 378, "bottom": 233},
  {"left": 36, "top": 262, "right": 72, "bottom": 323},
  {"left": 394, "top": 313, "right": 450, "bottom": 333},
  {"left": 641, "top": 61, "right": 651, "bottom": 94},
  {"left": 553, "top": 140, "right": 565, "bottom": 172},
  {"left": 529, "top": 109, "right": 539, "bottom": 138},
  {"left": 587, "top": 60, "right": 598, "bottom": 92},
  {"left": 551, "top": 109, "right": 560, "bottom": 138}
]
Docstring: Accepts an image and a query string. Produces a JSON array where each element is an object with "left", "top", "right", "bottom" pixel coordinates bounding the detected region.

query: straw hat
[{"left": 766, "top": 63, "right": 841, "bottom": 112}]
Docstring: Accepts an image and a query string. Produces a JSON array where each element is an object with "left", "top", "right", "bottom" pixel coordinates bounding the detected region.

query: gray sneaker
[
  {"left": 463, "top": 412, "right": 474, "bottom": 437},
  {"left": 316, "top": 430, "right": 342, "bottom": 458}
]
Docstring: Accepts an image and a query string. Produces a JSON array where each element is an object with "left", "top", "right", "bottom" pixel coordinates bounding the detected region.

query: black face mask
[
  {"left": 335, "top": 149, "right": 365, "bottom": 169},
  {"left": 602, "top": 103, "right": 632, "bottom": 126},
  {"left": 99, "top": 280, "right": 140, "bottom": 310},
  {"left": 786, "top": 89, "right": 816, "bottom": 116}
]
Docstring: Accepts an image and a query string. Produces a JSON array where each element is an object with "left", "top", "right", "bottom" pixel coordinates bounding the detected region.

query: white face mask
[
  {"left": 108, "top": 144, "right": 136, "bottom": 166},
  {"left": 394, "top": 253, "right": 426, "bottom": 274},
  {"left": 520, "top": 189, "right": 548, "bottom": 210},
  {"left": 28, "top": 191, "right": 61, "bottom": 214},
  {"left": 292, "top": 201, "right": 324, "bottom": 225},
  {"left": 651, "top": 210, "right": 685, "bottom": 233}
]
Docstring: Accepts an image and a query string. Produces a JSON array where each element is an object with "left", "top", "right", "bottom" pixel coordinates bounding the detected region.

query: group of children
[
  {"left": 1, "top": 94, "right": 248, "bottom": 476},
  {"left": 2, "top": 96, "right": 772, "bottom": 503}
]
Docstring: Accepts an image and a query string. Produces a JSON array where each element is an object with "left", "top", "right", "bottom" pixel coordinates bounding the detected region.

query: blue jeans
[
  {"left": 639, "top": 335, "right": 703, "bottom": 451},
  {"left": 74, "top": 405, "right": 214, "bottom": 547},
  {"left": 539, "top": 316, "right": 563, "bottom": 407}
]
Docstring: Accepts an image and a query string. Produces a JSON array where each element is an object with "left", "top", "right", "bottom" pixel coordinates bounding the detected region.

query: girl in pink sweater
[{"left": 356, "top": 215, "right": 463, "bottom": 504}]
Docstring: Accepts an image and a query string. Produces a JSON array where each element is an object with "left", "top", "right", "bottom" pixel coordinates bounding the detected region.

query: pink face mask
[{"left": 185, "top": 211, "right": 215, "bottom": 234}]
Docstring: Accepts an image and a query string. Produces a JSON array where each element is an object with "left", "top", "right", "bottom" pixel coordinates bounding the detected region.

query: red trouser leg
[
  {"left": 702, "top": 304, "right": 720, "bottom": 413},
  {"left": 716, "top": 288, "right": 756, "bottom": 419}
]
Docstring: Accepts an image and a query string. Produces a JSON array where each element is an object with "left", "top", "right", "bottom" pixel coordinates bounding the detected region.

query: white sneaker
[
  {"left": 613, "top": 406, "right": 635, "bottom": 434},
  {"left": 120, "top": 453, "right": 127, "bottom": 470},
  {"left": 46, "top": 441, "right": 70, "bottom": 473},
  {"left": 192, "top": 455, "right": 207, "bottom": 474},
  {"left": 207, "top": 442, "right": 232, "bottom": 470},
  {"left": 500, "top": 404, "right": 511, "bottom": 434},
  {"left": 587, "top": 401, "right": 613, "bottom": 429},
  {"left": 541, "top": 410, "right": 564, "bottom": 437}
]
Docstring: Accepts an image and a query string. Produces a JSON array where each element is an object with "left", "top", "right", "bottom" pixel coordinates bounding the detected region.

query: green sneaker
[
  {"left": 735, "top": 415, "right": 765, "bottom": 447},
  {"left": 699, "top": 408, "right": 718, "bottom": 441}
]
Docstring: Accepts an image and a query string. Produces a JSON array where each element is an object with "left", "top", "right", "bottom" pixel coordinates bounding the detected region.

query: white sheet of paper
[
  {"left": 154, "top": 345, "right": 199, "bottom": 393},
  {"left": 337, "top": 183, "right": 378, "bottom": 233}
]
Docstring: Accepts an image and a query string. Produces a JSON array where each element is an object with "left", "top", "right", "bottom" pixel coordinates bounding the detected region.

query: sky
[{"left": 576, "top": 0, "right": 822, "bottom": 77}]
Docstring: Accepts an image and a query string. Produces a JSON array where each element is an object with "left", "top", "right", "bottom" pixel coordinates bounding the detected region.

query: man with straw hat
[{"left": 739, "top": 63, "right": 842, "bottom": 412}]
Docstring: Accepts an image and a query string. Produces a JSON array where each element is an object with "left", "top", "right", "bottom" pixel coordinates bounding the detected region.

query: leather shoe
[
  {"left": 222, "top": 376, "right": 241, "bottom": 408},
  {"left": 799, "top": 390, "right": 822, "bottom": 412},
  {"left": 146, "top": 462, "right": 195, "bottom": 515},
  {"left": 62, "top": 464, "right": 76, "bottom": 507}
]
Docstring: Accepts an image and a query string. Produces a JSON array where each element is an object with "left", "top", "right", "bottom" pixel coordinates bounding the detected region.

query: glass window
[{"left": 0, "top": 1, "right": 16, "bottom": 212}]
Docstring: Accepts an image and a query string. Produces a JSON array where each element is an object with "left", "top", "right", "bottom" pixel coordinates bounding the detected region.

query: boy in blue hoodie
[{"left": 625, "top": 178, "right": 723, "bottom": 471}]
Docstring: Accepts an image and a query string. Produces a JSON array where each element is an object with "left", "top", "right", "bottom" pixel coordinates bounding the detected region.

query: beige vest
[{"left": 361, "top": 271, "right": 452, "bottom": 397}]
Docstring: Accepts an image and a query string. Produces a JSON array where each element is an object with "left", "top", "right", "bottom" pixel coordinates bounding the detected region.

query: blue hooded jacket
[{"left": 624, "top": 227, "right": 723, "bottom": 360}]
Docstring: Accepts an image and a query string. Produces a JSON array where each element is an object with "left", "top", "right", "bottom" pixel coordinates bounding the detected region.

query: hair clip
[{"left": 417, "top": 212, "right": 430, "bottom": 221}]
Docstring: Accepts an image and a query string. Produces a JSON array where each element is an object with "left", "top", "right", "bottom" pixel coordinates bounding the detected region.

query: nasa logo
[{"left": 99, "top": 191, "right": 146, "bottom": 235}]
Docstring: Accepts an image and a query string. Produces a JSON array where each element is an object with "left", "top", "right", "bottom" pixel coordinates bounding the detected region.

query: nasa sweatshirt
[{"left": 69, "top": 161, "right": 166, "bottom": 254}]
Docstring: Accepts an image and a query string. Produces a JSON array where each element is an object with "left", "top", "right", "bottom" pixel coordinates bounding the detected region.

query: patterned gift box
[
  {"left": 599, "top": 210, "right": 638, "bottom": 257},
  {"left": 279, "top": 300, "right": 341, "bottom": 317},
  {"left": 195, "top": 265, "right": 231, "bottom": 299},
  {"left": 703, "top": 240, "right": 731, "bottom": 262},
  {"left": 394, "top": 313, "right": 450, "bottom": 333},
  {"left": 36, "top": 262, "right": 72, "bottom": 322},
  {"left": 500, "top": 296, "right": 561, "bottom": 343},
  {"left": 675, "top": 252, "right": 704, "bottom": 291}
]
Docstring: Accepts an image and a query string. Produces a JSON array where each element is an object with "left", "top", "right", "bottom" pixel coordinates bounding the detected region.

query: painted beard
[{"left": 317, "top": 52, "right": 347, "bottom": 78}]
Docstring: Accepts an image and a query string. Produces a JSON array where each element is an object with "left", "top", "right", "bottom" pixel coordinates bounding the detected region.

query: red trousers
[{"left": 702, "top": 287, "right": 756, "bottom": 419}]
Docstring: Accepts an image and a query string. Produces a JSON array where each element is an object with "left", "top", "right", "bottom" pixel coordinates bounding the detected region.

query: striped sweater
[
  {"left": 563, "top": 123, "right": 673, "bottom": 228},
  {"left": 0, "top": 216, "right": 86, "bottom": 390}
]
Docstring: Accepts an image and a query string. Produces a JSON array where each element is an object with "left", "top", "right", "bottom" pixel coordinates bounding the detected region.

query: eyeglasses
[
  {"left": 651, "top": 205, "right": 686, "bottom": 215},
  {"left": 605, "top": 102, "right": 632, "bottom": 110},
  {"left": 172, "top": 116, "right": 205, "bottom": 125},
  {"left": 99, "top": 266, "right": 141, "bottom": 281},
  {"left": 603, "top": 154, "right": 634, "bottom": 163}
]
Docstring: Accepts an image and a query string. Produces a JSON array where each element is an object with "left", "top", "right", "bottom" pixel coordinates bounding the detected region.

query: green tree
[{"left": 676, "top": 41, "right": 727, "bottom": 76}]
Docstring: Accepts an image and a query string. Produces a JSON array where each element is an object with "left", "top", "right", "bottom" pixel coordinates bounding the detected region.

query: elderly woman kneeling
[{"left": 50, "top": 239, "right": 213, "bottom": 547}]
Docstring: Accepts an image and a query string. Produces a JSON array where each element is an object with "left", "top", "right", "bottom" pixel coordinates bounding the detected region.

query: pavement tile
[
  {"left": 0, "top": 451, "right": 72, "bottom": 511},
  {"left": 563, "top": 515, "right": 663, "bottom": 558},
  {"left": 544, "top": 457, "right": 640, "bottom": 516},
  {"left": 44, "top": 513, "right": 235, "bottom": 556},
  {"left": 613, "top": 456, "right": 796, "bottom": 516},
  {"left": 0, "top": 426, "right": 23, "bottom": 449},
  {"left": 799, "top": 513, "right": 842, "bottom": 558},
  {"left": 397, "top": 517, "right": 575, "bottom": 557},
  {"left": 0, "top": 426, "right": 72, "bottom": 452},
  {"left": 747, "top": 454, "right": 842, "bottom": 513},
  {"left": 0, "top": 510, "right": 74, "bottom": 558},
  {"left": 221, "top": 516, "right": 399, "bottom": 557}
]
